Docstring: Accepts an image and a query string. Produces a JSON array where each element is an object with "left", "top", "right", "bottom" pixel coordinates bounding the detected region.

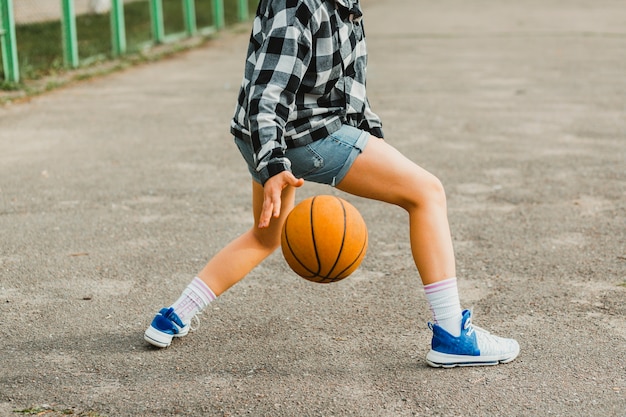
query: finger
[
  {"left": 258, "top": 193, "right": 274, "bottom": 228},
  {"left": 291, "top": 177, "right": 305, "bottom": 188},
  {"left": 258, "top": 172, "right": 302, "bottom": 227},
  {"left": 272, "top": 191, "right": 282, "bottom": 218},
  {"left": 284, "top": 172, "right": 304, "bottom": 188}
]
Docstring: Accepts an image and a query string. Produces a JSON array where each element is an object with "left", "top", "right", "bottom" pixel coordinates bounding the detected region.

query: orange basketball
[{"left": 281, "top": 195, "right": 368, "bottom": 283}]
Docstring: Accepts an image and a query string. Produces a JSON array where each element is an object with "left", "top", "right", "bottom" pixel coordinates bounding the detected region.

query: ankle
[{"left": 424, "top": 277, "right": 463, "bottom": 337}]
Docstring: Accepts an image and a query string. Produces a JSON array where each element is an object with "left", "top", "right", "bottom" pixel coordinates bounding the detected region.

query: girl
[{"left": 145, "top": 0, "right": 519, "bottom": 368}]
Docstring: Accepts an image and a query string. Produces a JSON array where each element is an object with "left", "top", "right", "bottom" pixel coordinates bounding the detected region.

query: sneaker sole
[
  {"left": 426, "top": 348, "right": 520, "bottom": 368},
  {"left": 144, "top": 325, "right": 189, "bottom": 348}
]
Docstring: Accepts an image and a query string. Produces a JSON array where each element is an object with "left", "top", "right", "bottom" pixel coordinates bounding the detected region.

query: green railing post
[
  {"left": 182, "top": 0, "right": 197, "bottom": 36},
  {"left": 61, "top": 0, "right": 79, "bottom": 68},
  {"left": 149, "top": 0, "right": 165, "bottom": 44},
  {"left": 110, "top": 0, "right": 126, "bottom": 56},
  {"left": 0, "top": 0, "right": 19, "bottom": 83},
  {"left": 213, "top": 0, "right": 225, "bottom": 29},
  {"left": 237, "top": 0, "right": 249, "bottom": 22}
]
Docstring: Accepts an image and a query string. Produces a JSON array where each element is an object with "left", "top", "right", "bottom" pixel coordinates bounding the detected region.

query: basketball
[{"left": 281, "top": 195, "right": 368, "bottom": 283}]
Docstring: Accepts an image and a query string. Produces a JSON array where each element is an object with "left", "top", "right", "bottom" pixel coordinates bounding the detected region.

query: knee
[
  {"left": 403, "top": 171, "right": 447, "bottom": 212},
  {"left": 251, "top": 227, "right": 282, "bottom": 252}
]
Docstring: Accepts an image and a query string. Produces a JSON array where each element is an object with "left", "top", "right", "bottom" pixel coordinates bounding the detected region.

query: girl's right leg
[
  {"left": 197, "top": 180, "right": 297, "bottom": 295},
  {"left": 144, "top": 180, "right": 297, "bottom": 347}
]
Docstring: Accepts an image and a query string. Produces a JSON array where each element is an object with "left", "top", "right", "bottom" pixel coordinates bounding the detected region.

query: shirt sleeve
[
  {"left": 359, "top": 97, "right": 384, "bottom": 139},
  {"left": 248, "top": 22, "right": 313, "bottom": 184}
]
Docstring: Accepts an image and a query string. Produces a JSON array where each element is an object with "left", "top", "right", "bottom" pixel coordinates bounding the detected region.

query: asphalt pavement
[{"left": 1, "top": 0, "right": 625, "bottom": 416}]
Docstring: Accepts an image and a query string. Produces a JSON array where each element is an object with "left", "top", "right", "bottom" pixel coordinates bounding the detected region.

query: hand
[{"left": 258, "top": 171, "right": 304, "bottom": 228}]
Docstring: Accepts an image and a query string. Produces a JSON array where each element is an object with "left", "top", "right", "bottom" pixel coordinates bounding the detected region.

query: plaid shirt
[{"left": 230, "top": 0, "right": 384, "bottom": 184}]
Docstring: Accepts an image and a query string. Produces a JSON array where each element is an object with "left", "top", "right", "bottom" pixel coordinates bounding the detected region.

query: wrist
[{"left": 259, "top": 158, "right": 292, "bottom": 185}]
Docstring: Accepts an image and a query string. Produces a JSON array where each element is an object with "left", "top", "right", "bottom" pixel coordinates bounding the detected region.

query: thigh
[{"left": 336, "top": 138, "right": 441, "bottom": 209}]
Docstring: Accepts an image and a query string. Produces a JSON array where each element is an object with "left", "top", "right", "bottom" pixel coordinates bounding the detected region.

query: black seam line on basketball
[
  {"left": 283, "top": 212, "right": 317, "bottom": 278},
  {"left": 310, "top": 196, "right": 323, "bottom": 276},
  {"left": 325, "top": 196, "right": 347, "bottom": 279},
  {"left": 334, "top": 230, "right": 367, "bottom": 279},
  {"left": 314, "top": 275, "right": 332, "bottom": 284}
]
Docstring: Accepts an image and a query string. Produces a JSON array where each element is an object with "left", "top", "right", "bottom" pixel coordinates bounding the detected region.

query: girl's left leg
[
  {"left": 336, "top": 137, "right": 455, "bottom": 286},
  {"left": 336, "top": 137, "right": 519, "bottom": 367}
]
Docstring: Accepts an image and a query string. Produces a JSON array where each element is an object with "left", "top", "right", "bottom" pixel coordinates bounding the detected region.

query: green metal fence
[
  {"left": 0, "top": 0, "right": 19, "bottom": 82},
  {"left": 0, "top": 0, "right": 254, "bottom": 84}
]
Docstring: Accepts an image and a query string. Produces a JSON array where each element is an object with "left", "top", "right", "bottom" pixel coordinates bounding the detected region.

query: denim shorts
[{"left": 234, "top": 124, "right": 370, "bottom": 186}]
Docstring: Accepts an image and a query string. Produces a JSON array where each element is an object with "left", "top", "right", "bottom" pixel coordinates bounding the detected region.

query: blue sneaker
[
  {"left": 426, "top": 309, "right": 520, "bottom": 368},
  {"left": 144, "top": 307, "right": 190, "bottom": 348}
]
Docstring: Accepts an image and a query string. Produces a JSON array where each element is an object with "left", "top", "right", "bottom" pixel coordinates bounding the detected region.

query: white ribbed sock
[
  {"left": 170, "top": 277, "right": 216, "bottom": 324},
  {"left": 424, "top": 277, "right": 463, "bottom": 337}
]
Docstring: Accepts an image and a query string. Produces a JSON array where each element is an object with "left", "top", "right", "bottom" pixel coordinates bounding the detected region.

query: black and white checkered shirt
[{"left": 230, "top": 0, "right": 384, "bottom": 184}]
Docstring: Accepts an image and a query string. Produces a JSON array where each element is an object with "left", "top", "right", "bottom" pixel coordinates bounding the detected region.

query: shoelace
[
  {"left": 427, "top": 308, "right": 491, "bottom": 335},
  {"left": 464, "top": 315, "right": 475, "bottom": 337},
  {"left": 464, "top": 308, "right": 516, "bottom": 355},
  {"left": 464, "top": 308, "right": 491, "bottom": 336},
  {"left": 475, "top": 328, "right": 511, "bottom": 353}
]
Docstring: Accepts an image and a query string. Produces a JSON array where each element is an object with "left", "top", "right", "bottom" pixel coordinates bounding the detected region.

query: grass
[
  {"left": 1, "top": 0, "right": 257, "bottom": 84},
  {"left": 0, "top": 33, "right": 218, "bottom": 105},
  {"left": 0, "top": 80, "right": 20, "bottom": 90}
]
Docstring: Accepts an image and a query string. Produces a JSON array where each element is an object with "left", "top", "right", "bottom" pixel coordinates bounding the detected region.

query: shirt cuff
[{"left": 259, "top": 157, "right": 292, "bottom": 185}]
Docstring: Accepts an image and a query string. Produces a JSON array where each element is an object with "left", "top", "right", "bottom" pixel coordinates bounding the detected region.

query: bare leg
[
  {"left": 336, "top": 137, "right": 455, "bottom": 285},
  {"left": 197, "top": 180, "right": 297, "bottom": 295}
]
